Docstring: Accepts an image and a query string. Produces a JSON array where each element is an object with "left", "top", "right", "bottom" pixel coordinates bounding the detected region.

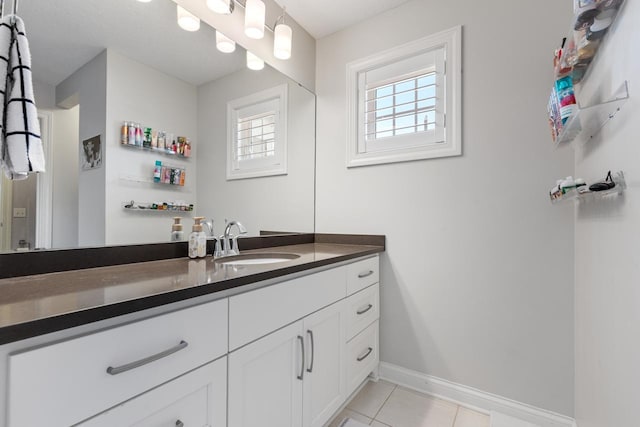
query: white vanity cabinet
[
  {"left": 227, "top": 254, "right": 379, "bottom": 427},
  {"left": 79, "top": 357, "right": 227, "bottom": 427},
  {"left": 1, "top": 252, "right": 381, "bottom": 427},
  {"left": 6, "top": 298, "right": 228, "bottom": 427},
  {"left": 228, "top": 301, "right": 347, "bottom": 427}
]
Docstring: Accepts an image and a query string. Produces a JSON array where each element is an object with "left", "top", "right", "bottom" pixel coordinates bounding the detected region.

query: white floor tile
[
  {"left": 453, "top": 407, "right": 490, "bottom": 427},
  {"left": 370, "top": 421, "right": 392, "bottom": 427},
  {"left": 346, "top": 380, "right": 396, "bottom": 418},
  {"left": 328, "top": 408, "right": 372, "bottom": 427},
  {"left": 375, "top": 387, "right": 458, "bottom": 427}
]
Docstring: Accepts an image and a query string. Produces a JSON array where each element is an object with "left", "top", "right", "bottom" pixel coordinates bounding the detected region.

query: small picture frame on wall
[{"left": 81, "top": 135, "right": 102, "bottom": 170}]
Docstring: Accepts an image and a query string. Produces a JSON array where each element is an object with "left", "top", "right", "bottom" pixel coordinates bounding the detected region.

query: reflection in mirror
[{"left": 0, "top": 0, "right": 315, "bottom": 253}]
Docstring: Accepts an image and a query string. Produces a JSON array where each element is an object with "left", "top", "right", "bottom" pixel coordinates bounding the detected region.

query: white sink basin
[{"left": 216, "top": 253, "right": 300, "bottom": 266}]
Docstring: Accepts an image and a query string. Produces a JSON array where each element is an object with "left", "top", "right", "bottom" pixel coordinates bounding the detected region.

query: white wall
[
  {"left": 56, "top": 51, "right": 107, "bottom": 247},
  {"left": 51, "top": 106, "right": 80, "bottom": 249},
  {"left": 315, "top": 0, "right": 575, "bottom": 415},
  {"left": 104, "top": 50, "right": 197, "bottom": 245},
  {"left": 196, "top": 66, "right": 315, "bottom": 237},
  {"left": 573, "top": 2, "right": 640, "bottom": 426}
]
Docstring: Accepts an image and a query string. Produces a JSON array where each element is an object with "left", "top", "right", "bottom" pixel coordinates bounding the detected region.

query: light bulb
[
  {"left": 246, "top": 51, "right": 264, "bottom": 71},
  {"left": 274, "top": 23, "right": 292, "bottom": 60},
  {"left": 177, "top": 5, "right": 200, "bottom": 32},
  {"left": 137, "top": 0, "right": 152, "bottom": 3},
  {"left": 244, "top": 0, "right": 265, "bottom": 39},
  {"left": 216, "top": 31, "right": 236, "bottom": 53},
  {"left": 206, "top": 0, "right": 232, "bottom": 14}
]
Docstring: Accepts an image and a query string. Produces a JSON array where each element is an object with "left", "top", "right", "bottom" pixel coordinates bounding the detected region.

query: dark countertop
[{"left": 0, "top": 242, "right": 384, "bottom": 345}]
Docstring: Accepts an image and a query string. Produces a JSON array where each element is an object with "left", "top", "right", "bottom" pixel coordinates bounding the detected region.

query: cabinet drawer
[
  {"left": 346, "top": 256, "right": 379, "bottom": 295},
  {"left": 346, "top": 283, "right": 379, "bottom": 340},
  {"left": 80, "top": 357, "right": 227, "bottom": 427},
  {"left": 229, "top": 266, "right": 346, "bottom": 350},
  {"left": 346, "top": 320, "right": 379, "bottom": 396},
  {"left": 8, "top": 299, "right": 228, "bottom": 427}
]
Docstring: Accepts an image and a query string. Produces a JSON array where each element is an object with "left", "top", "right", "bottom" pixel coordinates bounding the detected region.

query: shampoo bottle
[{"left": 188, "top": 217, "right": 207, "bottom": 258}]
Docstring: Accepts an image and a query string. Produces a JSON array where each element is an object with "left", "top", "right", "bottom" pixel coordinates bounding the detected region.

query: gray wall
[
  {"left": 196, "top": 66, "right": 315, "bottom": 236},
  {"left": 56, "top": 51, "right": 107, "bottom": 247},
  {"left": 573, "top": 1, "right": 640, "bottom": 426},
  {"left": 104, "top": 50, "right": 197, "bottom": 245},
  {"left": 315, "top": 0, "right": 575, "bottom": 415}
]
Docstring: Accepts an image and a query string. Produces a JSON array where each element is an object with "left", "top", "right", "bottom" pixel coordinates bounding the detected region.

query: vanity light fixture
[
  {"left": 177, "top": 5, "right": 200, "bottom": 32},
  {"left": 273, "top": 10, "right": 292, "bottom": 60},
  {"left": 216, "top": 31, "right": 236, "bottom": 53},
  {"left": 207, "top": 0, "right": 234, "bottom": 14},
  {"left": 244, "top": 0, "right": 266, "bottom": 39},
  {"left": 136, "top": 0, "right": 152, "bottom": 3},
  {"left": 246, "top": 51, "right": 265, "bottom": 70}
]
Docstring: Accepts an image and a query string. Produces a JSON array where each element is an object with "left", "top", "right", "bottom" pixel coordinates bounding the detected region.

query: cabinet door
[
  {"left": 302, "top": 301, "right": 346, "bottom": 427},
  {"left": 228, "top": 321, "right": 304, "bottom": 427},
  {"left": 80, "top": 357, "right": 227, "bottom": 427}
]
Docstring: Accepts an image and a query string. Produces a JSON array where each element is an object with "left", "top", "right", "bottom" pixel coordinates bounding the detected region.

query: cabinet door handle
[
  {"left": 176, "top": 421, "right": 184, "bottom": 427},
  {"left": 297, "top": 335, "right": 305, "bottom": 381},
  {"left": 357, "top": 304, "right": 373, "bottom": 315},
  {"left": 357, "top": 347, "right": 373, "bottom": 362},
  {"left": 306, "top": 330, "right": 315, "bottom": 373},
  {"left": 358, "top": 270, "right": 374, "bottom": 278},
  {"left": 106, "top": 340, "right": 188, "bottom": 375}
]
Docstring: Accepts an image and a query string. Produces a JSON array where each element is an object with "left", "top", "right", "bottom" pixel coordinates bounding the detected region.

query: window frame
[
  {"left": 346, "top": 25, "right": 462, "bottom": 168},
  {"left": 227, "top": 84, "right": 288, "bottom": 180}
]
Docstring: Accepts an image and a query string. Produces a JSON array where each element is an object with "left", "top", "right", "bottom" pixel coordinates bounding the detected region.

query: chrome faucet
[{"left": 214, "top": 220, "right": 247, "bottom": 257}]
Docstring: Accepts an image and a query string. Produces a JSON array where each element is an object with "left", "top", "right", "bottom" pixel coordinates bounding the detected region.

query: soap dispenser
[
  {"left": 188, "top": 217, "right": 207, "bottom": 259},
  {"left": 171, "top": 217, "right": 184, "bottom": 242}
]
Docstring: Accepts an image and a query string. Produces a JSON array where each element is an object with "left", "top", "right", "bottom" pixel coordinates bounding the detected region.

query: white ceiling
[
  {"left": 19, "top": 0, "right": 411, "bottom": 88},
  {"left": 21, "top": 0, "right": 246, "bottom": 87},
  {"left": 282, "top": 0, "right": 413, "bottom": 39}
]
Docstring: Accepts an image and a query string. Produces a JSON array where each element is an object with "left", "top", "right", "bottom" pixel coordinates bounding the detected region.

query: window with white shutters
[
  {"left": 227, "top": 85, "right": 287, "bottom": 179},
  {"left": 347, "top": 26, "right": 462, "bottom": 167}
]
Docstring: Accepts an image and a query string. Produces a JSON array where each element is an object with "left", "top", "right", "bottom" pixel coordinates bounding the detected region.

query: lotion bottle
[
  {"left": 188, "top": 217, "right": 207, "bottom": 258},
  {"left": 171, "top": 217, "right": 183, "bottom": 241}
]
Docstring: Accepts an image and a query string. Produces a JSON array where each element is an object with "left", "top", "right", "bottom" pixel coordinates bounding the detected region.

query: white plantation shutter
[
  {"left": 227, "top": 85, "right": 288, "bottom": 180},
  {"left": 346, "top": 26, "right": 462, "bottom": 167}
]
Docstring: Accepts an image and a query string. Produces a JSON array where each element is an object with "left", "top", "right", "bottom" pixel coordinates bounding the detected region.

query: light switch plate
[{"left": 13, "top": 207, "right": 26, "bottom": 218}]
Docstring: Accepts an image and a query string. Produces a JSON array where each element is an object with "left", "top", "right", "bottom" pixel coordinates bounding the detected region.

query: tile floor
[{"left": 328, "top": 380, "right": 490, "bottom": 427}]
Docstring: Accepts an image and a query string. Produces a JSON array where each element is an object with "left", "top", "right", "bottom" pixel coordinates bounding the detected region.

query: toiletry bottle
[
  {"left": 128, "top": 121, "right": 136, "bottom": 145},
  {"left": 188, "top": 217, "right": 207, "bottom": 258},
  {"left": 184, "top": 140, "right": 191, "bottom": 157},
  {"left": 121, "top": 122, "right": 128, "bottom": 145},
  {"left": 171, "top": 217, "right": 184, "bottom": 241},
  {"left": 143, "top": 128, "right": 152, "bottom": 148},
  {"left": 135, "top": 123, "right": 142, "bottom": 146},
  {"left": 154, "top": 160, "right": 162, "bottom": 183}
]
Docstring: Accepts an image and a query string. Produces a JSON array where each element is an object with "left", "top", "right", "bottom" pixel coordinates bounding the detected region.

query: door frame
[{"left": 36, "top": 111, "right": 53, "bottom": 249}]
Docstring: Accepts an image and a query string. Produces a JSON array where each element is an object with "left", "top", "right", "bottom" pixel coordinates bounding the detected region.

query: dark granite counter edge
[
  {"left": 0, "top": 245, "right": 383, "bottom": 345},
  {"left": 0, "top": 233, "right": 385, "bottom": 279}
]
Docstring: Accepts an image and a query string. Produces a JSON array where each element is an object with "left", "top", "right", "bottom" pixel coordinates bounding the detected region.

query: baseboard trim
[{"left": 378, "top": 362, "right": 575, "bottom": 427}]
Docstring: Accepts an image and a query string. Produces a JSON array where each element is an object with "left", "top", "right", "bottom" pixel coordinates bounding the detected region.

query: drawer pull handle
[
  {"left": 306, "top": 329, "right": 315, "bottom": 373},
  {"left": 357, "top": 304, "right": 373, "bottom": 315},
  {"left": 176, "top": 421, "right": 184, "bottom": 427},
  {"left": 357, "top": 347, "right": 373, "bottom": 362},
  {"left": 106, "top": 340, "right": 188, "bottom": 375},
  {"left": 297, "top": 335, "right": 305, "bottom": 381},
  {"left": 358, "top": 270, "right": 374, "bottom": 279}
]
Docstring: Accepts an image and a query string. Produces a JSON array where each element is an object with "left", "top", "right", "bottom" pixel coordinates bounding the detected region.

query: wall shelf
[
  {"left": 120, "top": 142, "right": 191, "bottom": 160},
  {"left": 120, "top": 174, "right": 186, "bottom": 188},
  {"left": 122, "top": 201, "right": 194, "bottom": 212},
  {"left": 555, "top": 81, "right": 629, "bottom": 148},
  {"left": 550, "top": 171, "right": 626, "bottom": 205}
]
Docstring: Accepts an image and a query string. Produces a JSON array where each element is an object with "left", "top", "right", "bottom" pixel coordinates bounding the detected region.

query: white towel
[{"left": 0, "top": 15, "right": 44, "bottom": 180}]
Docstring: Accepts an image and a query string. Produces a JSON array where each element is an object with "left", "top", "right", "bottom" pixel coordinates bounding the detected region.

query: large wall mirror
[{"left": 0, "top": 0, "right": 316, "bottom": 253}]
